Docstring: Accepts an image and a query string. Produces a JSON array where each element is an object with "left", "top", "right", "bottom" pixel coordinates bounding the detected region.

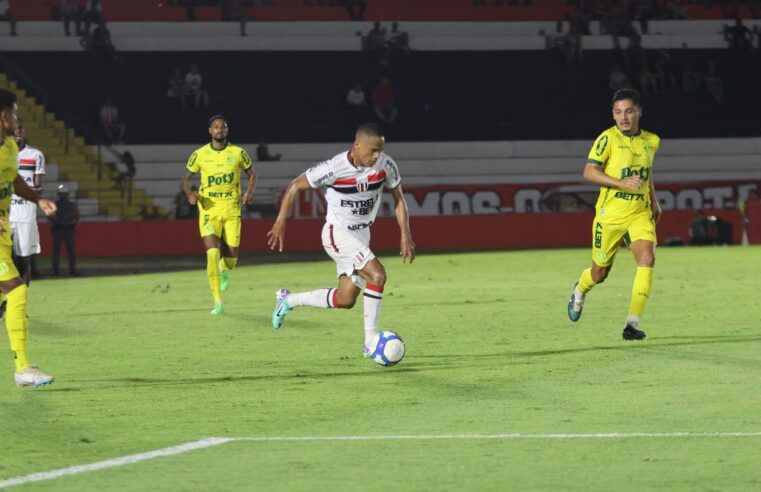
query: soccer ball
[{"left": 368, "top": 331, "right": 405, "bottom": 366}]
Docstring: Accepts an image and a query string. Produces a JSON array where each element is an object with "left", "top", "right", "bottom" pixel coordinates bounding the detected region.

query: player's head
[
  {"left": 611, "top": 88, "right": 642, "bottom": 135},
  {"left": 14, "top": 117, "right": 25, "bottom": 146},
  {"left": 208, "top": 115, "right": 229, "bottom": 144},
  {"left": 0, "top": 89, "right": 19, "bottom": 138},
  {"left": 352, "top": 123, "right": 385, "bottom": 167}
]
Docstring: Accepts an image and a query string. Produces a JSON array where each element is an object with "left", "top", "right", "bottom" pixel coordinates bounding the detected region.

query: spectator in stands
[
  {"left": 723, "top": 18, "right": 753, "bottom": 54},
  {"left": 739, "top": 188, "right": 759, "bottom": 227},
  {"left": 680, "top": 61, "right": 702, "bottom": 94},
  {"left": 60, "top": 0, "right": 83, "bottom": 37},
  {"left": 544, "top": 20, "right": 568, "bottom": 60},
  {"left": 624, "top": 36, "right": 647, "bottom": 79},
  {"left": 389, "top": 22, "right": 410, "bottom": 54},
  {"left": 653, "top": 50, "right": 677, "bottom": 92},
  {"left": 92, "top": 20, "right": 115, "bottom": 61},
  {"left": 608, "top": 64, "right": 630, "bottom": 92},
  {"left": 372, "top": 77, "right": 399, "bottom": 124},
  {"left": 185, "top": 64, "right": 210, "bottom": 109},
  {"left": 50, "top": 185, "right": 79, "bottom": 277},
  {"left": 256, "top": 141, "right": 281, "bottom": 161},
  {"left": 112, "top": 151, "right": 136, "bottom": 190},
  {"left": 99, "top": 97, "right": 126, "bottom": 144},
  {"left": 703, "top": 60, "right": 724, "bottom": 103},
  {"left": 81, "top": 0, "right": 102, "bottom": 35},
  {"left": 0, "top": 0, "right": 17, "bottom": 36},
  {"left": 167, "top": 67, "right": 190, "bottom": 110},
  {"left": 366, "top": 22, "right": 389, "bottom": 63},
  {"left": 346, "top": 83, "right": 367, "bottom": 110},
  {"left": 565, "top": 23, "right": 583, "bottom": 64},
  {"left": 221, "top": 0, "right": 249, "bottom": 36}
]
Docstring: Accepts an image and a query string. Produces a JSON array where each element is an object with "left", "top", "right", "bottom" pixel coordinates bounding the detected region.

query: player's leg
[
  {"left": 200, "top": 214, "right": 225, "bottom": 314},
  {"left": 568, "top": 219, "right": 625, "bottom": 322},
  {"left": 357, "top": 258, "right": 387, "bottom": 354},
  {"left": 0, "top": 254, "right": 52, "bottom": 387},
  {"left": 272, "top": 223, "right": 365, "bottom": 329},
  {"left": 218, "top": 217, "right": 241, "bottom": 292},
  {"left": 622, "top": 214, "right": 657, "bottom": 340}
]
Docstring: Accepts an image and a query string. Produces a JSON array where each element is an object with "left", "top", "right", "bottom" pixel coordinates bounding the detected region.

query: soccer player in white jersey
[
  {"left": 267, "top": 123, "right": 415, "bottom": 355},
  {"left": 10, "top": 120, "right": 44, "bottom": 286}
]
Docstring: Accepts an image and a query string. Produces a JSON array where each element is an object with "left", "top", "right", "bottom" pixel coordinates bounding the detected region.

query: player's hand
[
  {"left": 38, "top": 198, "right": 57, "bottom": 216},
  {"left": 267, "top": 220, "right": 286, "bottom": 252},
  {"left": 652, "top": 201, "right": 663, "bottom": 224},
  {"left": 187, "top": 191, "right": 198, "bottom": 205},
  {"left": 619, "top": 176, "right": 643, "bottom": 190},
  {"left": 242, "top": 191, "right": 253, "bottom": 205},
  {"left": 400, "top": 236, "right": 415, "bottom": 264}
]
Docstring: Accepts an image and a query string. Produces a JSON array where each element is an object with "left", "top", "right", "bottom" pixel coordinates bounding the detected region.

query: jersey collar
[
  {"left": 616, "top": 127, "right": 642, "bottom": 138},
  {"left": 209, "top": 141, "right": 228, "bottom": 152}
]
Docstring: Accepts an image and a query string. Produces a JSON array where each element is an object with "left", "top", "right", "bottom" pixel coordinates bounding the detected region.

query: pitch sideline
[{"left": 3, "top": 432, "right": 761, "bottom": 489}]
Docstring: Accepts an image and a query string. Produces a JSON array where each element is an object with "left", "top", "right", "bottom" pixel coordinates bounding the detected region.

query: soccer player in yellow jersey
[
  {"left": 182, "top": 115, "right": 256, "bottom": 315},
  {"left": 0, "top": 89, "right": 58, "bottom": 386},
  {"left": 567, "top": 89, "right": 662, "bottom": 340}
]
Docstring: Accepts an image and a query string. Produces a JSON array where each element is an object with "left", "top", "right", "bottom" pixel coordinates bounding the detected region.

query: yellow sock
[
  {"left": 628, "top": 267, "right": 653, "bottom": 317},
  {"left": 577, "top": 268, "right": 597, "bottom": 294},
  {"left": 5, "top": 285, "right": 29, "bottom": 372},
  {"left": 219, "top": 257, "right": 237, "bottom": 272},
  {"left": 206, "top": 248, "right": 222, "bottom": 304}
]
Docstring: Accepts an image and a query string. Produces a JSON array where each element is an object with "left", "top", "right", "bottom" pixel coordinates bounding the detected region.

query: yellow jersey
[
  {"left": 0, "top": 137, "right": 18, "bottom": 247},
  {"left": 186, "top": 142, "right": 253, "bottom": 217},
  {"left": 587, "top": 126, "right": 660, "bottom": 223}
]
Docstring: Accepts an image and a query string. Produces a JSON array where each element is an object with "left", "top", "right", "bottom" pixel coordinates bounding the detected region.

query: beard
[{"left": 212, "top": 134, "right": 227, "bottom": 144}]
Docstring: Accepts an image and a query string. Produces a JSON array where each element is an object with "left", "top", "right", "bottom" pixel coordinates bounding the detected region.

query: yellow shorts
[
  {"left": 199, "top": 214, "right": 241, "bottom": 248},
  {"left": 591, "top": 212, "right": 657, "bottom": 267},
  {"left": 0, "top": 245, "right": 20, "bottom": 282}
]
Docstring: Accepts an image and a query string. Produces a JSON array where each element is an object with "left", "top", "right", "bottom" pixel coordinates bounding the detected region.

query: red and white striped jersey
[
  {"left": 305, "top": 151, "right": 401, "bottom": 230},
  {"left": 10, "top": 145, "right": 46, "bottom": 223}
]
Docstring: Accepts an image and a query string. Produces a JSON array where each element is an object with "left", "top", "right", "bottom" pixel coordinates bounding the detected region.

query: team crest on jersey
[{"left": 356, "top": 176, "right": 369, "bottom": 192}]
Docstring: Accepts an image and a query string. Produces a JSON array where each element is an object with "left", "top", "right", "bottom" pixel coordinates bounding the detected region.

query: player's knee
[
  {"left": 639, "top": 255, "right": 655, "bottom": 267},
  {"left": 367, "top": 270, "right": 387, "bottom": 287},
  {"left": 592, "top": 267, "right": 610, "bottom": 283}
]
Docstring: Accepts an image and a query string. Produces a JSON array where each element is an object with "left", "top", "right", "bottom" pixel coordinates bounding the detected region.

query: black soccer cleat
[{"left": 622, "top": 324, "right": 646, "bottom": 341}]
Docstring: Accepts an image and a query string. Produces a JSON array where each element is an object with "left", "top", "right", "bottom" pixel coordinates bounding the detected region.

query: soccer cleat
[
  {"left": 272, "top": 289, "right": 292, "bottom": 329},
  {"left": 210, "top": 303, "right": 224, "bottom": 315},
  {"left": 220, "top": 271, "right": 229, "bottom": 292},
  {"left": 14, "top": 366, "right": 54, "bottom": 388},
  {"left": 567, "top": 282, "right": 585, "bottom": 322},
  {"left": 0, "top": 299, "right": 5, "bottom": 320},
  {"left": 622, "top": 324, "right": 646, "bottom": 341}
]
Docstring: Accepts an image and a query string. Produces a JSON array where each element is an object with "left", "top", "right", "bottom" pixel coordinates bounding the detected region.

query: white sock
[
  {"left": 626, "top": 315, "right": 640, "bottom": 327},
  {"left": 363, "top": 284, "right": 383, "bottom": 346},
  {"left": 287, "top": 289, "right": 338, "bottom": 309},
  {"left": 574, "top": 285, "right": 584, "bottom": 298}
]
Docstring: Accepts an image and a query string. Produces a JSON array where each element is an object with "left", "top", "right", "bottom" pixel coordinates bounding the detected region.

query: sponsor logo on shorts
[
  {"left": 614, "top": 192, "right": 645, "bottom": 201},
  {"left": 596, "top": 252, "right": 607, "bottom": 263},
  {"left": 347, "top": 222, "right": 372, "bottom": 231},
  {"left": 594, "top": 222, "right": 603, "bottom": 248}
]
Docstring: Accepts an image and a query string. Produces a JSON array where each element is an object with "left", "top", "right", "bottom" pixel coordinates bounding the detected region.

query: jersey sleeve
[
  {"left": 587, "top": 131, "right": 610, "bottom": 166},
  {"left": 186, "top": 151, "right": 200, "bottom": 173},
  {"left": 240, "top": 149, "right": 253, "bottom": 170},
  {"left": 304, "top": 160, "right": 337, "bottom": 188},
  {"left": 384, "top": 156, "right": 401, "bottom": 189},
  {"left": 35, "top": 151, "right": 46, "bottom": 175}
]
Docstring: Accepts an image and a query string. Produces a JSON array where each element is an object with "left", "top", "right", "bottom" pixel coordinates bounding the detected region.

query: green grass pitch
[{"left": 1, "top": 246, "right": 761, "bottom": 491}]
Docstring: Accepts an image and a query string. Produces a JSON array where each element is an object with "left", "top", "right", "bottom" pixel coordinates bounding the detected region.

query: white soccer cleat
[{"left": 14, "top": 366, "right": 54, "bottom": 388}]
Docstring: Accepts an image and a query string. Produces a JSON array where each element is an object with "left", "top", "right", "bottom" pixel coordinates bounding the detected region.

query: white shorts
[
  {"left": 11, "top": 222, "right": 41, "bottom": 257},
  {"left": 321, "top": 222, "right": 375, "bottom": 277}
]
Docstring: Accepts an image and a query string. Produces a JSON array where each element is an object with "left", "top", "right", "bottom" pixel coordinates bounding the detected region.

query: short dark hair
[
  {"left": 612, "top": 88, "right": 641, "bottom": 107},
  {"left": 0, "top": 89, "right": 17, "bottom": 112},
  {"left": 208, "top": 114, "right": 228, "bottom": 127},
  {"left": 356, "top": 122, "right": 384, "bottom": 139}
]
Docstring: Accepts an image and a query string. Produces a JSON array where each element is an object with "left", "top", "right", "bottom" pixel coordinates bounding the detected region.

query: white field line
[{"left": 3, "top": 432, "right": 761, "bottom": 489}]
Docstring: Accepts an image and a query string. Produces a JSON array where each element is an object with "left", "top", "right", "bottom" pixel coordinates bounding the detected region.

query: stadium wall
[{"left": 35, "top": 209, "right": 746, "bottom": 258}]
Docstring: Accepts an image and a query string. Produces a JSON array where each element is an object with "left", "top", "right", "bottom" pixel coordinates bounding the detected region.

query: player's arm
[
  {"left": 267, "top": 173, "right": 311, "bottom": 252},
  {"left": 13, "top": 174, "right": 56, "bottom": 216},
  {"left": 182, "top": 171, "right": 198, "bottom": 205},
  {"left": 242, "top": 167, "right": 257, "bottom": 205},
  {"left": 583, "top": 162, "right": 642, "bottom": 190},
  {"left": 389, "top": 184, "right": 415, "bottom": 264},
  {"left": 649, "top": 170, "right": 662, "bottom": 224}
]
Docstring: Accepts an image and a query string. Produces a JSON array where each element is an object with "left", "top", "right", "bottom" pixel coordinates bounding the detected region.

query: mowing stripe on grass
[{"left": 4, "top": 432, "right": 761, "bottom": 489}]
